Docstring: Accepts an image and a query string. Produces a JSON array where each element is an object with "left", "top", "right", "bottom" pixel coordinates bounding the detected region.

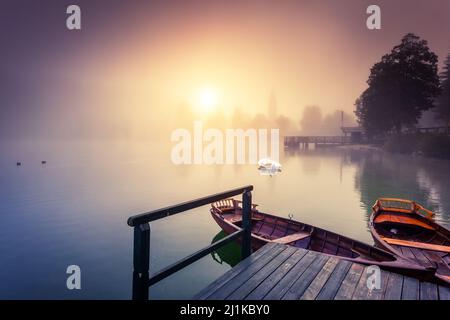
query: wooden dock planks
[
  {"left": 263, "top": 251, "right": 320, "bottom": 300},
  {"left": 226, "top": 246, "right": 298, "bottom": 300},
  {"left": 315, "top": 259, "right": 353, "bottom": 300},
  {"left": 334, "top": 263, "right": 365, "bottom": 300},
  {"left": 244, "top": 248, "right": 308, "bottom": 300},
  {"left": 195, "top": 243, "right": 450, "bottom": 300}
]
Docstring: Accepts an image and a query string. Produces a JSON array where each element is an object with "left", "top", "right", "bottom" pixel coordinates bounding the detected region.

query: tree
[
  {"left": 435, "top": 53, "right": 450, "bottom": 126},
  {"left": 299, "top": 106, "right": 323, "bottom": 135},
  {"left": 355, "top": 33, "right": 441, "bottom": 137}
]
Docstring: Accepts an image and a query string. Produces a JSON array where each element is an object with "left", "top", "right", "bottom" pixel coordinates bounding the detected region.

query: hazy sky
[{"left": 1, "top": 0, "right": 450, "bottom": 139}]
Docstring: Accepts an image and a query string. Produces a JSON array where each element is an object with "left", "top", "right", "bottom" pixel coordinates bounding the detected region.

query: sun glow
[{"left": 197, "top": 88, "right": 218, "bottom": 112}]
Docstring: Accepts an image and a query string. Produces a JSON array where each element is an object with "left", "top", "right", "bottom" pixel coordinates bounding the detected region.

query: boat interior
[
  {"left": 212, "top": 199, "right": 396, "bottom": 262},
  {"left": 374, "top": 211, "right": 450, "bottom": 246},
  {"left": 373, "top": 211, "right": 450, "bottom": 271}
]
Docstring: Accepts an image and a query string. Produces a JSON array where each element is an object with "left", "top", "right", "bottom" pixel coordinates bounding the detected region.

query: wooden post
[
  {"left": 132, "top": 223, "right": 150, "bottom": 300},
  {"left": 241, "top": 190, "right": 252, "bottom": 259}
]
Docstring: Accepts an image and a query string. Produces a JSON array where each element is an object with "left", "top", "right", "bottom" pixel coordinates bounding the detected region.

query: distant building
[{"left": 341, "top": 126, "right": 365, "bottom": 143}]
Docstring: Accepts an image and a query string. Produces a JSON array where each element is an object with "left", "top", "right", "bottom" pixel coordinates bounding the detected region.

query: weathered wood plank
[
  {"left": 363, "top": 268, "right": 390, "bottom": 300},
  {"left": 410, "top": 248, "right": 435, "bottom": 268},
  {"left": 423, "top": 250, "right": 445, "bottom": 264},
  {"left": 245, "top": 248, "right": 308, "bottom": 300},
  {"left": 383, "top": 272, "right": 403, "bottom": 300},
  {"left": 383, "top": 238, "right": 450, "bottom": 253},
  {"left": 315, "top": 259, "right": 353, "bottom": 300},
  {"left": 263, "top": 251, "right": 319, "bottom": 300},
  {"left": 194, "top": 242, "right": 278, "bottom": 299},
  {"left": 282, "top": 254, "right": 329, "bottom": 300},
  {"left": 206, "top": 244, "right": 287, "bottom": 299},
  {"left": 419, "top": 281, "right": 439, "bottom": 300},
  {"left": 400, "top": 246, "right": 421, "bottom": 267},
  {"left": 353, "top": 267, "right": 389, "bottom": 300},
  {"left": 227, "top": 246, "right": 298, "bottom": 300},
  {"left": 401, "top": 276, "right": 420, "bottom": 300},
  {"left": 300, "top": 257, "right": 340, "bottom": 300},
  {"left": 351, "top": 265, "right": 371, "bottom": 300},
  {"left": 197, "top": 243, "right": 444, "bottom": 301},
  {"left": 400, "top": 246, "right": 417, "bottom": 261},
  {"left": 272, "top": 231, "right": 310, "bottom": 244},
  {"left": 438, "top": 285, "right": 450, "bottom": 300},
  {"left": 334, "top": 263, "right": 364, "bottom": 300}
]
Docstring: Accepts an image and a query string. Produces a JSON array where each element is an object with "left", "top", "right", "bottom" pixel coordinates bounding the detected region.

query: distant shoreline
[
  {"left": 333, "top": 139, "right": 450, "bottom": 161},
  {"left": 335, "top": 144, "right": 382, "bottom": 152}
]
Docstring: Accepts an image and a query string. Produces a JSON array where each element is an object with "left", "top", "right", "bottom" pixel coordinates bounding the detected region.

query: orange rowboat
[{"left": 370, "top": 198, "right": 450, "bottom": 285}]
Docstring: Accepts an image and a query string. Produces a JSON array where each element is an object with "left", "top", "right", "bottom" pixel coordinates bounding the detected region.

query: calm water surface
[{"left": 1, "top": 141, "right": 449, "bottom": 299}]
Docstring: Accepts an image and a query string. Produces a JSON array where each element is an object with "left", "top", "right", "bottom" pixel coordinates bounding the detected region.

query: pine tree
[{"left": 436, "top": 54, "right": 450, "bottom": 127}]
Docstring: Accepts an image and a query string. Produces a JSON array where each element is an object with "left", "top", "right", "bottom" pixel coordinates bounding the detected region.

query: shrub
[
  {"left": 383, "top": 134, "right": 421, "bottom": 154},
  {"left": 418, "top": 135, "right": 450, "bottom": 159}
]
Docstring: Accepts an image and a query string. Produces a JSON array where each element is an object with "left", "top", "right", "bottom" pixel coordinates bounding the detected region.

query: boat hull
[
  {"left": 211, "top": 209, "right": 269, "bottom": 251},
  {"left": 370, "top": 199, "right": 450, "bottom": 286},
  {"left": 210, "top": 199, "right": 434, "bottom": 280}
]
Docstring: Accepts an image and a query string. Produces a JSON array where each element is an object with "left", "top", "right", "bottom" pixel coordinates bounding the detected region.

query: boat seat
[
  {"left": 375, "top": 214, "right": 435, "bottom": 230},
  {"left": 272, "top": 231, "right": 310, "bottom": 244},
  {"left": 228, "top": 216, "right": 264, "bottom": 223},
  {"left": 381, "top": 237, "right": 450, "bottom": 253},
  {"left": 228, "top": 217, "right": 243, "bottom": 224}
]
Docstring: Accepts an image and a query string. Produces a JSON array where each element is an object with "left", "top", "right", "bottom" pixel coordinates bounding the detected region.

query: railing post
[
  {"left": 241, "top": 190, "right": 252, "bottom": 259},
  {"left": 132, "top": 223, "right": 150, "bottom": 300}
]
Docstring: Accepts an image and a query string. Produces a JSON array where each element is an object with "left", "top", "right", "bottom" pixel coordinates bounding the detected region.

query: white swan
[{"left": 257, "top": 158, "right": 282, "bottom": 176}]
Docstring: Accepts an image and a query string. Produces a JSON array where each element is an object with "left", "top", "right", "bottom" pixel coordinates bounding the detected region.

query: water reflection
[
  {"left": 351, "top": 149, "right": 450, "bottom": 227},
  {"left": 285, "top": 146, "right": 450, "bottom": 229},
  {"left": 1, "top": 141, "right": 449, "bottom": 299},
  {"left": 211, "top": 231, "right": 242, "bottom": 268}
]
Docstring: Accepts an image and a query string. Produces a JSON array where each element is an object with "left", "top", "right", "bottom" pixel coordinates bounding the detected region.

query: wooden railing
[
  {"left": 127, "top": 185, "right": 254, "bottom": 300},
  {"left": 404, "top": 126, "right": 450, "bottom": 135},
  {"left": 284, "top": 135, "right": 353, "bottom": 146}
]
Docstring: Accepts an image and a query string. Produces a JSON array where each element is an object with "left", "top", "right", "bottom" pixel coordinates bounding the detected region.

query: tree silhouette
[
  {"left": 435, "top": 53, "right": 450, "bottom": 127},
  {"left": 299, "top": 106, "right": 323, "bottom": 135},
  {"left": 355, "top": 34, "right": 441, "bottom": 137}
]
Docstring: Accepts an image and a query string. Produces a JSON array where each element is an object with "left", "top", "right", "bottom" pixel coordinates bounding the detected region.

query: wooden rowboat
[
  {"left": 211, "top": 199, "right": 434, "bottom": 279},
  {"left": 370, "top": 198, "right": 450, "bottom": 285}
]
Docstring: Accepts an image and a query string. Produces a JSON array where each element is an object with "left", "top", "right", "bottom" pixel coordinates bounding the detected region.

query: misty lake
[{"left": 0, "top": 141, "right": 449, "bottom": 299}]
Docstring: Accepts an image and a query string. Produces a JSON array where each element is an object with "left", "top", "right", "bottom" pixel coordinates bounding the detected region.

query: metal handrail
[
  {"left": 127, "top": 185, "right": 254, "bottom": 300},
  {"left": 127, "top": 185, "right": 253, "bottom": 226}
]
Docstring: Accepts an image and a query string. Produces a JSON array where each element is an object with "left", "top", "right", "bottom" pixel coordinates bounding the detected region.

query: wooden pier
[
  {"left": 285, "top": 125, "right": 450, "bottom": 149},
  {"left": 284, "top": 136, "right": 353, "bottom": 149},
  {"left": 195, "top": 243, "right": 450, "bottom": 300}
]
